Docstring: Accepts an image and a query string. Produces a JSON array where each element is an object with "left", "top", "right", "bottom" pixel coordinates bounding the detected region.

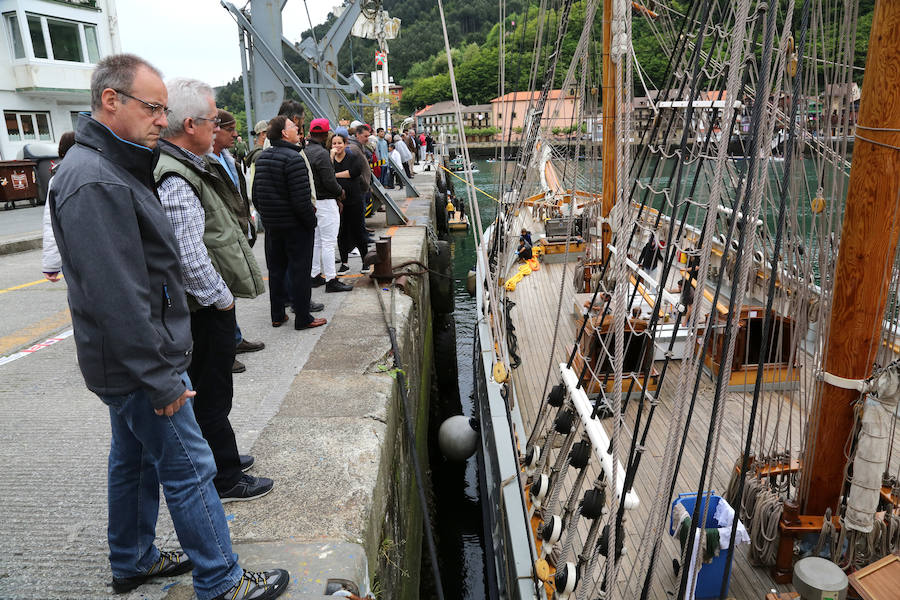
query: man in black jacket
[
  {"left": 305, "top": 118, "right": 353, "bottom": 293},
  {"left": 50, "top": 54, "right": 288, "bottom": 600},
  {"left": 253, "top": 116, "right": 326, "bottom": 329}
]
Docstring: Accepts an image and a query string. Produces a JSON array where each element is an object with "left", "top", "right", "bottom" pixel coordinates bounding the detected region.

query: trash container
[
  {"left": 19, "top": 143, "right": 58, "bottom": 206},
  {"left": 670, "top": 492, "right": 741, "bottom": 599},
  {"left": 0, "top": 160, "right": 38, "bottom": 209}
]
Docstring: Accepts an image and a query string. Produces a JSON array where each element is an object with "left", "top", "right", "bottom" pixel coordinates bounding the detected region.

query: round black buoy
[{"left": 438, "top": 415, "right": 479, "bottom": 461}]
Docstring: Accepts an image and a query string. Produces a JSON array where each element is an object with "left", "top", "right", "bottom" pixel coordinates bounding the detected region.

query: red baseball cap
[{"left": 309, "top": 118, "right": 330, "bottom": 133}]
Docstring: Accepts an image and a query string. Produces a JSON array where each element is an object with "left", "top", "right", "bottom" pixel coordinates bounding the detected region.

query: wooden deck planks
[{"left": 505, "top": 252, "right": 798, "bottom": 599}]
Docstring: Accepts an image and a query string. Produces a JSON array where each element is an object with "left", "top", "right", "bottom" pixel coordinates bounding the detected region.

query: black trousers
[
  {"left": 338, "top": 200, "right": 369, "bottom": 264},
  {"left": 188, "top": 306, "right": 241, "bottom": 493},
  {"left": 265, "top": 227, "right": 315, "bottom": 325}
]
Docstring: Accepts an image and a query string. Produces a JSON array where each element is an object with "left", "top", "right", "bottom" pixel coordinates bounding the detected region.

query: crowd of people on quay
[{"left": 41, "top": 53, "right": 422, "bottom": 600}]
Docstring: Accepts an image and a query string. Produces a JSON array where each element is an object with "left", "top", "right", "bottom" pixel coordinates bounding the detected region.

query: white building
[{"left": 0, "top": 0, "right": 119, "bottom": 159}]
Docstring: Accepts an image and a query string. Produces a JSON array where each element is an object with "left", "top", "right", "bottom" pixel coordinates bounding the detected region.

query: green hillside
[{"left": 218, "top": 0, "right": 874, "bottom": 129}]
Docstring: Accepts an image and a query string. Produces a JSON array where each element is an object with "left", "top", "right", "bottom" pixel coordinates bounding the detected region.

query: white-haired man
[
  {"left": 50, "top": 54, "right": 288, "bottom": 600},
  {"left": 154, "top": 78, "right": 272, "bottom": 506}
]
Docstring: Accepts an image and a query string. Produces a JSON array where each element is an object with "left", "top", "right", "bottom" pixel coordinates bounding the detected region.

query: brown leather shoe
[
  {"left": 236, "top": 339, "right": 265, "bottom": 353},
  {"left": 295, "top": 317, "right": 327, "bottom": 330}
]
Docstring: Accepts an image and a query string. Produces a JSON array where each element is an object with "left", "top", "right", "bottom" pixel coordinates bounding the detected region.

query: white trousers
[{"left": 311, "top": 199, "right": 339, "bottom": 281}]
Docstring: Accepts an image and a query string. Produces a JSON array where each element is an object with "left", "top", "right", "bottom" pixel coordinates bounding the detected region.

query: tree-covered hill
[{"left": 217, "top": 0, "right": 874, "bottom": 126}]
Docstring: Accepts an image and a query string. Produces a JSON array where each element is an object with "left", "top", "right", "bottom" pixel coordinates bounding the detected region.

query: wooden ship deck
[
  {"left": 505, "top": 239, "right": 801, "bottom": 598},
  {"left": 508, "top": 205, "right": 812, "bottom": 600}
]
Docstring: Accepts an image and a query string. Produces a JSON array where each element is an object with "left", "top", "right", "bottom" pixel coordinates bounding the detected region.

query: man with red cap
[{"left": 305, "top": 118, "right": 353, "bottom": 293}]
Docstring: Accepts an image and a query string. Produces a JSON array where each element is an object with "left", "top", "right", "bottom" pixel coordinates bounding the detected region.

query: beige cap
[{"left": 253, "top": 120, "right": 269, "bottom": 135}]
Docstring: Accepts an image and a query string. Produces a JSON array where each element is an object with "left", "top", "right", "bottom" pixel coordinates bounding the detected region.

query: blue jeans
[
  {"left": 101, "top": 374, "right": 243, "bottom": 599},
  {"left": 234, "top": 322, "right": 243, "bottom": 345}
]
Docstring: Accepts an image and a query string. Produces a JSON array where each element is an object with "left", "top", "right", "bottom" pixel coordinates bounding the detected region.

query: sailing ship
[{"left": 444, "top": 0, "right": 900, "bottom": 598}]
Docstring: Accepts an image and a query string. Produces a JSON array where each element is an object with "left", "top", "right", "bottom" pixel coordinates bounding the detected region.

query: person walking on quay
[
  {"left": 208, "top": 109, "right": 265, "bottom": 373},
  {"left": 396, "top": 132, "right": 414, "bottom": 179},
  {"left": 41, "top": 130, "right": 75, "bottom": 282},
  {"left": 306, "top": 118, "right": 353, "bottom": 293},
  {"left": 253, "top": 115, "right": 326, "bottom": 330},
  {"left": 49, "top": 54, "right": 288, "bottom": 600},
  {"left": 154, "top": 77, "right": 273, "bottom": 505},
  {"left": 425, "top": 132, "right": 434, "bottom": 162},
  {"left": 404, "top": 129, "right": 416, "bottom": 168},
  {"left": 375, "top": 127, "right": 390, "bottom": 187},
  {"left": 389, "top": 142, "right": 404, "bottom": 188},
  {"left": 408, "top": 126, "right": 419, "bottom": 165},
  {"left": 331, "top": 132, "right": 368, "bottom": 274},
  {"left": 243, "top": 119, "right": 268, "bottom": 170},
  {"left": 347, "top": 122, "right": 373, "bottom": 214}
]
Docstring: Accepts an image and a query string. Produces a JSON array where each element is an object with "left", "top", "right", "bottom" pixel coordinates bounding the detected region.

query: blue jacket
[{"left": 50, "top": 115, "right": 192, "bottom": 409}]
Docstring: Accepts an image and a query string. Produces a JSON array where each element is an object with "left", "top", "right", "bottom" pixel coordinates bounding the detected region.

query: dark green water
[{"left": 426, "top": 159, "right": 506, "bottom": 600}]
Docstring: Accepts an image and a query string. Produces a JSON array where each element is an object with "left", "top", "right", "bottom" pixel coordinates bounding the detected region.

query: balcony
[{"left": 13, "top": 62, "right": 92, "bottom": 101}]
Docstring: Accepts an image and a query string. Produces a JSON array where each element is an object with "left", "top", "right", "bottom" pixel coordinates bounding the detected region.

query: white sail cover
[{"left": 845, "top": 370, "right": 900, "bottom": 532}]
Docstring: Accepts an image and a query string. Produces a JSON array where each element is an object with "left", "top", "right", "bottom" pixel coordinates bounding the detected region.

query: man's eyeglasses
[
  {"left": 194, "top": 116, "right": 222, "bottom": 127},
  {"left": 114, "top": 89, "right": 170, "bottom": 118}
]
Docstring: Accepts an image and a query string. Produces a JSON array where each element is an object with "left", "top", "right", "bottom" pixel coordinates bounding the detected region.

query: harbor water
[{"left": 424, "top": 158, "right": 503, "bottom": 600}]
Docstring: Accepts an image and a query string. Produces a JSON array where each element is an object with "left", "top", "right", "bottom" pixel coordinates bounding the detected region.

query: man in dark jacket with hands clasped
[
  {"left": 253, "top": 115, "right": 326, "bottom": 330},
  {"left": 49, "top": 54, "right": 289, "bottom": 600}
]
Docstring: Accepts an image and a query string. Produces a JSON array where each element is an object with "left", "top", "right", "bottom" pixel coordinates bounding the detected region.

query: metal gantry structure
[{"left": 221, "top": 0, "right": 417, "bottom": 223}]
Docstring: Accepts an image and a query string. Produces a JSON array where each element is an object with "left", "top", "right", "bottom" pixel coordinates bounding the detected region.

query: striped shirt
[{"left": 157, "top": 141, "right": 234, "bottom": 309}]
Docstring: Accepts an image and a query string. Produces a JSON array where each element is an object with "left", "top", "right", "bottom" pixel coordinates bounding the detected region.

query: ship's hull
[{"left": 473, "top": 226, "right": 543, "bottom": 600}]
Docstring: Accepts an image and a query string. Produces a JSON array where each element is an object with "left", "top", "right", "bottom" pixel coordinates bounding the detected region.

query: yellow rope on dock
[{"left": 439, "top": 165, "right": 499, "bottom": 202}]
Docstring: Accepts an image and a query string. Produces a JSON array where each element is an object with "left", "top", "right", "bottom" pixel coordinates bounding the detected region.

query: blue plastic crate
[{"left": 670, "top": 491, "right": 733, "bottom": 599}]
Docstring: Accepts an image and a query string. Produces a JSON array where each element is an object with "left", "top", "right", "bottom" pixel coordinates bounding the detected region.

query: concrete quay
[{"left": 0, "top": 167, "right": 443, "bottom": 599}]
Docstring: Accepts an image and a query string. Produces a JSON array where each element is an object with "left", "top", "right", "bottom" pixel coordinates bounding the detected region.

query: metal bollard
[{"left": 364, "top": 235, "right": 393, "bottom": 284}]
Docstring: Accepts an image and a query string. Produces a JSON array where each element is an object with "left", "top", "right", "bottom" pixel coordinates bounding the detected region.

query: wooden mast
[
  {"left": 601, "top": 0, "right": 616, "bottom": 261},
  {"left": 801, "top": 0, "right": 900, "bottom": 517}
]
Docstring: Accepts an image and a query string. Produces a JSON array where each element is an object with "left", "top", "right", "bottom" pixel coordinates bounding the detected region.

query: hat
[
  {"left": 349, "top": 120, "right": 364, "bottom": 130},
  {"left": 253, "top": 120, "right": 268, "bottom": 135},
  {"left": 309, "top": 118, "right": 330, "bottom": 133},
  {"left": 334, "top": 126, "right": 349, "bottom": 139}
]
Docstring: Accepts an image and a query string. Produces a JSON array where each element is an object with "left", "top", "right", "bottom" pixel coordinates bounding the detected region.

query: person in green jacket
[{"left": 154, "top": 77, "right": 271, "bottom": 507}]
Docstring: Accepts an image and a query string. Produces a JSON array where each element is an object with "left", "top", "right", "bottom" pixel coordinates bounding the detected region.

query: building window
[
  {"left": 5, "top": 13, "right": 25, "bottom": 59},
  {"left": 27, "top": 15, "right": 48, "bottom": 58},
  {"left": 4, "top": 111, "right": 53, "bottom": 141},
  {"left": 83, "top": 25, "right": 100, "bottom": 63},
  {"left": 13, "top": 13, "right": 100, "bottom": 63},
  {"left": 48, "top": 18, "right": 83, "bottom": 61}
]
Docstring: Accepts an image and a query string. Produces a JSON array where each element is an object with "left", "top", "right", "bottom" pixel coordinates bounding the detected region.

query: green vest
[{"left": 154, "top": 149, "right": 265, "bottom": 311}]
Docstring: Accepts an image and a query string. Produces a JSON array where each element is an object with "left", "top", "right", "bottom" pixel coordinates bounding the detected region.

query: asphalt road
[{"left": 0, "top": 241, "right": 356, "bottom": 598}]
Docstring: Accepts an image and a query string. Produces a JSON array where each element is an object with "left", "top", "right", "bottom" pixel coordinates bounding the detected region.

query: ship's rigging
[{"left": 455, "top": 0, "right": 900, "bottom": 598}]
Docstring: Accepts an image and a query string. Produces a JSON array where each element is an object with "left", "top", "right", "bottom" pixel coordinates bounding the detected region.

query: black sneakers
[
  {"left": 219, "top": 474, "right": 274, "bottom": 503},
  {"left": 338, "top": 263, "right": 350, "bottom": 273},
  {"left": 111, "top": 550, "right": 193, "bottom": 593},
  {"left": 325, "top": 279, "right": 353, "bottom": 293},
  {"left": 212, "top": 569, "right": 289, "bottom": 600},
  {"left": 239, "top": 454, "right": 254, "bottom": 472},
  {"left": 310, "top": 274, "right": 326, "bottom": 288},
  {"left": 310, "top": 301, "right": 325, "bottom": 312}
]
